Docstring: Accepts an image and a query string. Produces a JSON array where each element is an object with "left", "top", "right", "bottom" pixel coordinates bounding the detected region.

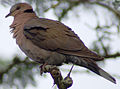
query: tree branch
[
  {"left": 104, "top": 52, "right": 120, "bottom": 59},
  {"left": 42, "top": 65, "right": 73, "bottom": 89}
]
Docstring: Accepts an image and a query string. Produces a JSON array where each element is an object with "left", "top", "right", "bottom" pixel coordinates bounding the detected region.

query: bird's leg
[{"left": 39, "top": 63, "right": 48, "bottom": 75}]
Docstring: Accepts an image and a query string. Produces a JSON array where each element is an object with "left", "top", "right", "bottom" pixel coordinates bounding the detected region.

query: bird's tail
[{"left": 67, "top": 56, "right": 116, "bottom": 84}]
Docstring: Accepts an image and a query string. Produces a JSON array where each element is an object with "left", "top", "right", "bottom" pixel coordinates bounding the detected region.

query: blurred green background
[{"left": 0, "top": 0, "right": 120, "bottom": 89}]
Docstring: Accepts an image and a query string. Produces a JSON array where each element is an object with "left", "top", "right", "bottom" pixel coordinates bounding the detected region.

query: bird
[{"left": 5, "top": 3, "right": 116, "bottom": 84}]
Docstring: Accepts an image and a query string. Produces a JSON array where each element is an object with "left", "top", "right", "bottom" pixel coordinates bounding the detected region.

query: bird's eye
[{"left": 16, "top": 6, "right": 20, "bottom": 10}]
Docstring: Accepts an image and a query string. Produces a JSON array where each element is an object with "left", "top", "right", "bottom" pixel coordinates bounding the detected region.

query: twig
[
  {"left": 104, "top": 52, "right": 120, "bottom": 59},
  {"left": 90, "top": 1, "right": 120, "bottom": 18},
  {"left": 0, "top": 56, "right": 37, "bottom": 83}
]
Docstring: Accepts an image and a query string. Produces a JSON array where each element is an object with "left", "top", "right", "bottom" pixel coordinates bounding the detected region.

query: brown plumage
[{"left": 6, "top": 3, "right": 116, "bottom": 84}]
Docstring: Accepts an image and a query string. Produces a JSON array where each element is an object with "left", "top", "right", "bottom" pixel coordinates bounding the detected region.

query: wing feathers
[{"left": 23, "top": 18, "right": 103, "bottom": 61}]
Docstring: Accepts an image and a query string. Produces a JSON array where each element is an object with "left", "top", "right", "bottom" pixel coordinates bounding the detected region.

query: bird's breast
[{"left": 13, "top": 27, "right": 51, "bottom": 63}]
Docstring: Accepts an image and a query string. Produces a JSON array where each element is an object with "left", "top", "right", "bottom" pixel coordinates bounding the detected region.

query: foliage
[{"left": 0, "top": 56, "right": 39, "bottom": 89}]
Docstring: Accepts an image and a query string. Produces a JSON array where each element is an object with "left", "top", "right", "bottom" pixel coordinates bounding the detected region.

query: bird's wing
[{"left": 23, "top": 18, "right": 103, "bottom": 61}]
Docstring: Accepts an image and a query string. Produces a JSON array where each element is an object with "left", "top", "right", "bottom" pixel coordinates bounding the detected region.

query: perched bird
[{"left": 6, "top": 3, "right": 116, "bottom": 84}]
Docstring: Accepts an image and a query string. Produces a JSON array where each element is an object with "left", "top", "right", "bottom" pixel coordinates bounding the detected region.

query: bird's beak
[{"left": 5, "top": 12, "right": 11, "bottom": 18}]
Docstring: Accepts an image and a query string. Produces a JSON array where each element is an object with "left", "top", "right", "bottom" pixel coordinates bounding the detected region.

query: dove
[{"left": 6, "top": 3, "right": 116, "bottom": 84}]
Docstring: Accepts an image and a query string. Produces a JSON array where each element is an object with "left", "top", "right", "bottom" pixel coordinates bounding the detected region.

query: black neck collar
[{"left": 24, "top": 9, "right": 34, "bottom": 13}]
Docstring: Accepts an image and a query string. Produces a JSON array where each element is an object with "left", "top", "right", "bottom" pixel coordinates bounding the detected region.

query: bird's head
[{"left": 5, "top": 3, "right": 34, "bottom": 18}]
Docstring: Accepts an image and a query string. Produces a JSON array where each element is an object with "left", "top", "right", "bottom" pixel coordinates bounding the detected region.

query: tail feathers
[
  {"left": 67, "top": 56, "right": 116, "bottom": 84},
  {"left": 80, "top": 58, "right": 116, "bottom": 84},
  {"left": 98, "top": 68, "right": 116, "bottom": 84}
]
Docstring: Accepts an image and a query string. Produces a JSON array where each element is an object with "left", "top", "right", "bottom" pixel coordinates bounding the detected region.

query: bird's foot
[
  {"left": 39, "top": 64, "right": 57, "bottom": 75},
  {"left": 39, "top": 63, "right": 48, "bottom": 75}
]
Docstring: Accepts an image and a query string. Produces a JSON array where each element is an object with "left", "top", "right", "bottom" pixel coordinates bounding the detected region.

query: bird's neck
[
  {"left": 10, "top": 13, "right": 38, "bottom": 45},
  {"left": 10, "top": 13, "right": 38, "bottom": 28}
]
